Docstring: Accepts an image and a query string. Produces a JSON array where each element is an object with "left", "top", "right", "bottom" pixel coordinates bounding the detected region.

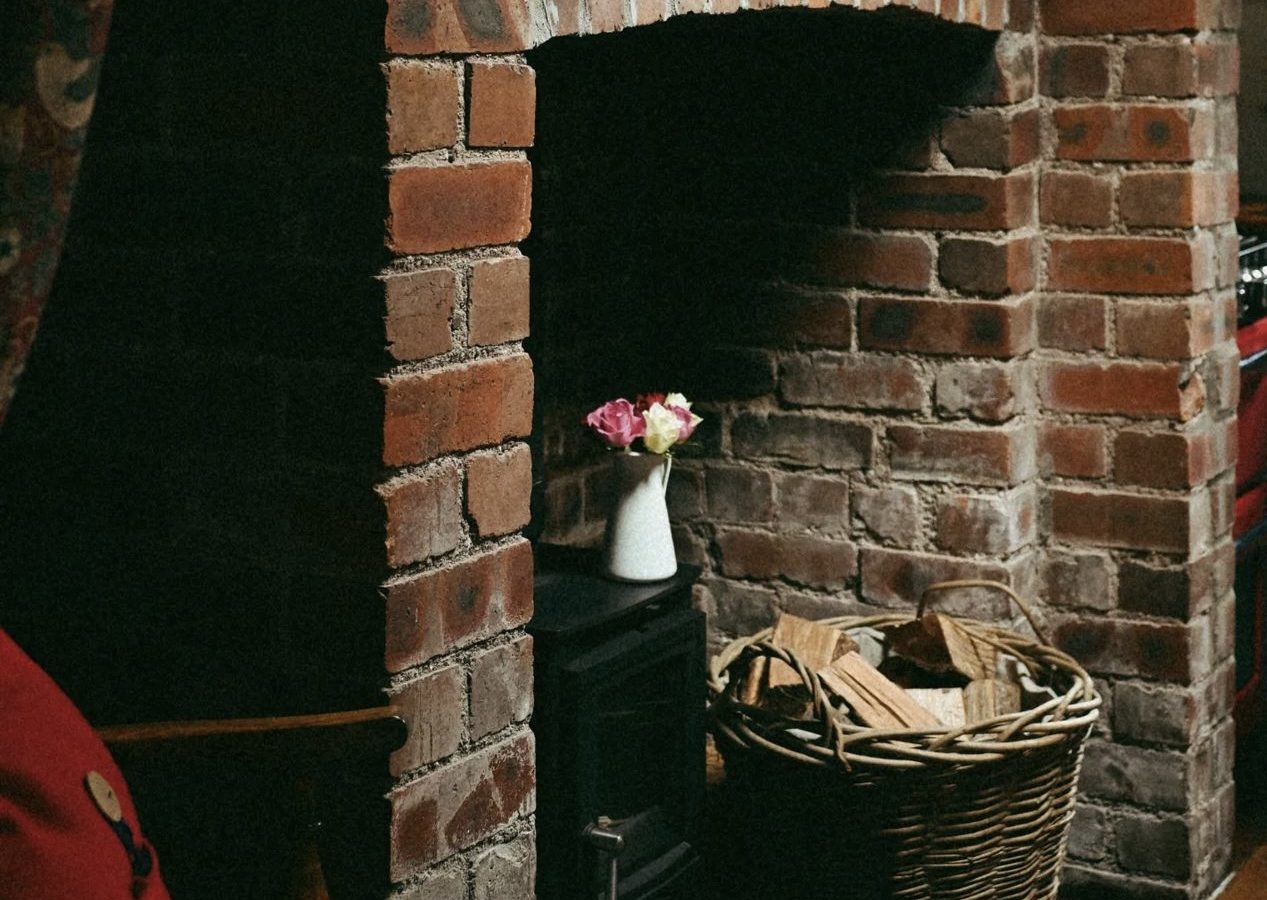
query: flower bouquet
[
  {"left": 584, "top": 392, "right": 702, "bottom": 454},
  {"left": 583, "top": 393, "right": 702, "bottom": 582}
]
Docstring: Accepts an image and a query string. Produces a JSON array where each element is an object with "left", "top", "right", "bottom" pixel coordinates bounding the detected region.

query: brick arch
[{"left": 385, "top": 0, "right": 1013, "bottom": 56}]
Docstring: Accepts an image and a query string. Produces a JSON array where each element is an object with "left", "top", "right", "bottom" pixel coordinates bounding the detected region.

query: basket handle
[{"left": 916, "top": 579, "right": 1048, "bottom": 646}]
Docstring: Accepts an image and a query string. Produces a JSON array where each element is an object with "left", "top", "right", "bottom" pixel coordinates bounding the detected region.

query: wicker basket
[{"left": 707, "top": 580, "right": 1101, "bottom": 900}]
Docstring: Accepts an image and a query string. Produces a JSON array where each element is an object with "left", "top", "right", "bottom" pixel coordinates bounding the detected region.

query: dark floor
[{"left": 1223, "top": 725, "right": 1267, "bottom": 898}]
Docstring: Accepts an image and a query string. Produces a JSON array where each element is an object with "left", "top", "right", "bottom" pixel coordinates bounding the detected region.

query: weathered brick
[
  {"left": 1117, "top": 299, "right": 1214, "bottom": 360},
  {"left": 467, "top": 60, "right": 536, "bottom": 148},
  {"left": 704, "top": 465, "right": 774, "bottom": 523},
  {"left": 383, "top": 355, "right": 533, "bottom": 466},
  {"left": 702, "top": 578, "right": 780, "bottom": 639},
  {"left": 1054, "top": 616, "right": 1205, "bottom": 683},
  {"left": 472, "top": 832, "right": 536, "bottom": 900},
  {"left": 780, "top": 352, "right": 925, "bottom": 411},
  {"left": 775, "top": 471, "right": 849, "bottom": 531},
  {"left": 859, "top": 547, "right": 1025, "bottom": 618},
  {"left": 939, "top": 107, "right": 1040, "bottom": 170},
  {"left": 1039, "top": 0, "right": 1218, "bottom": 34},
  {"left": 391, "top": 665, "right": 465, "bottom": 776},
  {"left": 1039, "top": 360, "right": 1204, "bottom": 420},
  {"left": 854, "top": 485, "right": 920, "bottom": 546},
  {"left": 1042, "top": 552, "right": 1113, "bottom": 611},
  {"left": 384, "top": 267, "right": 457, "bottom": 361},
  {"left": 717, "top": 529, "right": 857, "bottom": 590},
  {"left": 388, "top": 161, "right": 532, "bottom": 254},
  {"left": 1114, "top": 428, "right": 1213, "bottom": 490},
  {"left": 389, "top": 732, "right": 534, "bottom": 877},
  {"left": 467, "top": 443, "right": 532, "bottom": 538},
  {"left": 388, "top": 61, "right": 460, "bottom": 154},
  {"left": 1038, "top": 423, "right": 1108, "bottom": 478},
  {"left": 1040, "top": 43, "right": 1112, "bottom": 97},
  {"left": 935, "top": 361, "right": 1027, "bottom": 422},
  {"left": 1123, "top": 38, "right": 1239, "bottom": 98},
  {"left": 859, "top": 295, "right": 1034, "bottom": 358},
  {"left": 889, "top": 423, "right": 1035, "bottom": 485},
  {"left": 961, "top": 35, "right": 1035, "bottom": 106},
  {"left": 1037, "top": 295, "right": 1108, "bottom": 352},
  {"left": 1047, "top": 235, "right": 1214, "bottom": 295},
  {"left": 1114, "top": 680, "right": 1200, "bottom": 747},
  {"left": 470, "top": 636, "right": 533, "bottom": 740},
  {"left": 386, "top": 0, "right": 531, "bottom": 54},
  {"left": 935, "top": 486, "right": 1036, "bottom": 554},
  {"left": 1060, "top": 865, "right": 1190, "bottom": 900},
  {"left": 1054, "top": 104, "right": 1212, "bottom": 162},
  {"left": 385, "top": 539, "right": 533, "bottom": 672},
  {"left": 1119, "top": 553, "right": 1214, "bottom": 619},
  {"left": 1119, "top": 170, "right": 1238, "bottom": 227},
  {"left": 1116, "top": 815, "right": 1192, "bottom": 878},
  {"left": 1068, "top": 805, "right": 1110, "bottom": 862},
  {"left": 1039, "top": 171, "right": 1114, "bottom": 227},
  {"left": 382, "top": 463, "right": 465, "bottom": 567},
  {"left": 938, "top": 236, "right": 1035, "bottom": 297},
  {"left": 856, "top": 172, "right": 1034, "bottom": 230},
  {"left": 731, "top": 412, "right": 873, "bottom": 470},
  {"left": 1050, "top": 487, "right": 1196, "bottom": 552},
  {"left": 469, "top": 255, "right": 530, "bottom": 347},
  {"left": 666, "top": 465, "right": 703, "bottom": 520},
  {"left": 788, "top": 231, "right": 933, "bottom": 292}
]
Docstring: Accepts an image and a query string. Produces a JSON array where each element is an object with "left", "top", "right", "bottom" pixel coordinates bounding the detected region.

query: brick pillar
[
  {"left": 380, "top": 5, "right": 539, "bottom": 896},
  {"left": 1035, "top": 1, "right": 1240, "bottom": 896}
]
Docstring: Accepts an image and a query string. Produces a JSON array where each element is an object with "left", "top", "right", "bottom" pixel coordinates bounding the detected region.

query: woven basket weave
[{"left": 707, "top": 581, "right": 1101, "bottom": 900}]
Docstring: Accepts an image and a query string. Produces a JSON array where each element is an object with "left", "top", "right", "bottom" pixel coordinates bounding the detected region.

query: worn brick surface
[
  {"left": 1039, "top": 171, "right": 1114, "bottom": 227},
  {"left": 384, "top": 268, "right": 457, "bottom": 361},
  {"left": 889, "top": 423, "right": 1035, "bottom": 485},
  {"left": 780, "top": 352, "right": 925, "bottom": 411},
  {"left": 1115, "top": 429, "right": 1212, "bottom": 490},
  {"left": 859, "top": 295, "right": 1034, "bottom": 358},
  {"left": 385, "top": 540, "right": 533, "bottom": 672},
  {"left": 1117, "top": 299, "right": 1215, "bottom": 360},
  {"left": 938, "top": 236, "right": 1035, "bottom": 297},
  {"left": 854, "top": 485, "right": 920, "bottom": 546},
  {"left": 935, "top": 362, "right": 1027, "bottom": 423},
  {"left": 390, "top": 732, "right": 535, "bottom": 876},
  {"left": 775, "top": 471, "right": 849, "bottom": 531},
  {"left": 1050, "top": 488, "right": 1197, "bottom": 553},
  {"left": 935, "top": 486, "right": 1036, "bottom": 554},
  {"left": 856, "top": 172, "right": 1034, "bottom": 230},
  {"left": 1040, "top": 43, "right": 1112, "bottom": 98},
  {"left": 860, "top": 547, "right": 1025, "bottom": 618},
  {"left": 731, "top": 412, "right": 873, "bottom": 470},
  {"left": 1114, "top": 681, "right": 1200, "bottom": 747},
  {"left": 388, "top": 62, "right": 460, "bottom": 154},
  {"left": 1047, "top": 236, "right": 1213, "bottom": 296},
  {"left": 717, "top": 530, "right": 858, "bottom": 590},
  {"left": 383, "top": 355, "right": 533, "bottom": 466},
  {"left": 1040, "top": 361, "right": 1204, "bottom": 420},
  {"left": 386, "top": 0, "right": 531, "bottom": 54},
  {"left": 472, "top": 832, "right": 536, "bottom": 900},
  {"left": 705, "top": 465, "right": 775, "bottom": 523},
  {"left": 939, "top": 107, "right": 1040, "bottom": 170},
  {"left": 788, "top": 231, "right": 933, "bottom": 291},
  {"left": 1043, "top": 552, "right": 1113, "bottom": 611},
  {"left": 388, "top": 162, "right": 532, "bottom": 254},
  {"left": 1119, "top": 170, "right": 1238, "bottom": 227},
  {"left": 1038, "top": 422, "right": 1108, "bottom": 478},
  {"left": 468, "top": 61, "right": 537, "bottom": 148},
  {"left": 469, "top": 255, "right": 530, "bottom": 347},
  {"left": 467, "top": 443, "right": 532, "bottom": 538},
  {"left": 390, "top": 666, "right": 466, "bottom": 776},
  {"left": 1039, "top": 0, "right": 1218, "bottom": 35},
  {"left": 1054, "top": 616, "right": 1207, "bottom": 683},
  {"left": 470, "top": 636, "right": 533, "bottom": 740},
  {"left": 1118, "top": 554, "right": 1214, "bottom": 619},
  {"left": 382, "top": 463, "right": 465, "bottom": 567},
  {"left": 1054, "top": 104, "right": 1211, "bottom": 163},
  {"left": 1037, "top": 295, "right": 1108, "bottom": 352}
]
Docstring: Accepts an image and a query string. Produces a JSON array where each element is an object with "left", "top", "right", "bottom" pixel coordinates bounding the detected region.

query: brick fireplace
[{"left": 0, "top": 0, "right": 1242, "bottom": 898}]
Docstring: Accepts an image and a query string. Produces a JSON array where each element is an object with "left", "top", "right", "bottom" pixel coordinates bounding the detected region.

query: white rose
[
  {"left": 641, "top": 403, "right": 681, "bottom": 454},
  {"left": 665, "top": 392, "right": 691, "bottom": 410}
]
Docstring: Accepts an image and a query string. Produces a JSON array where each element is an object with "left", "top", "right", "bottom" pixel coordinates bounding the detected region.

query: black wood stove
[{"left": 530, "top": 545, "right": 705, "bottom": 900}]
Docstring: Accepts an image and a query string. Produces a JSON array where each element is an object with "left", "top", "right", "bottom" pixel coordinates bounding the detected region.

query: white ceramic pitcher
[{"left": 601, "top": 452, "right": 678, "bottom": 582}]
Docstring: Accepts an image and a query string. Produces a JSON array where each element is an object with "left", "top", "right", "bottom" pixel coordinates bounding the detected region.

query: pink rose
[
  {"left": 585, "top": 398, "right": 646, "bottom": 449},
  {"left": 670, "top": 403, "right": 702, "bottom": 442}
]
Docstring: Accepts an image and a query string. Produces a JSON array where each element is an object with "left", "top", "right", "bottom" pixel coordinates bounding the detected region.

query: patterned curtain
[{"left": 0, "top": 0, "right": 114, "bottom": 428}]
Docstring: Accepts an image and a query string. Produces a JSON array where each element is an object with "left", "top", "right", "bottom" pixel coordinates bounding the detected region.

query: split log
[{"left": 818, "top": 652, "right": 944, "bottom": 729}]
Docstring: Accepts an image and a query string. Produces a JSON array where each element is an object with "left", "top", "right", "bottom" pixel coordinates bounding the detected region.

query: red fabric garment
[{"left": 0, "top": 629, "right": 169, "bottom": 900}]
